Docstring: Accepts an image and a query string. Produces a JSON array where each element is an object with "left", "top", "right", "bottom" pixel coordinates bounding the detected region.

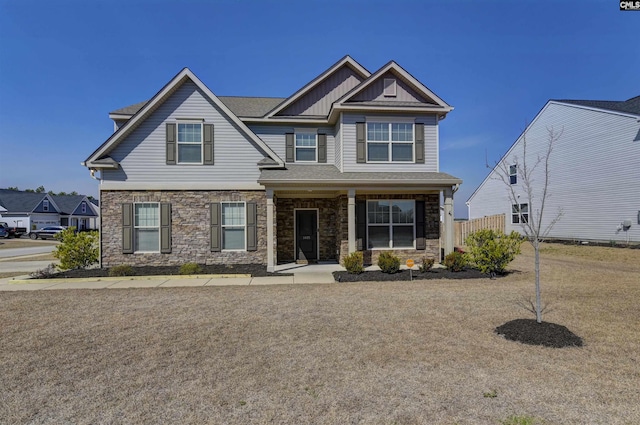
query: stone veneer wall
[
  {"left": 337, "top": 193, "right": 441, "bottom": 265},
  {"left": 101, "top": 190, "right": 267, "bottom": 267},
  {"left": 276, "top": 198, "right": 339, "bottom": 263}
]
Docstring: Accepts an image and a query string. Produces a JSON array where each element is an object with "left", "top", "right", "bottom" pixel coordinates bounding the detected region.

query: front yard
[{"left": 1, "top": 243, "right": 638, "bottom": 424}]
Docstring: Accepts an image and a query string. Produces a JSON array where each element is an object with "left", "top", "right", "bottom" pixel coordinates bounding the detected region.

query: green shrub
[
  {"left": 419, "top": 257, "right": 435, "bottom": 273},
  {"left": 378, "top": 252, "right": 400, "bottom": 274},
  {"left": 465, "top": 229, "right": 524, "bottom": 274},
  {"left": 342, "top": 251, "right": 364, "bottom": 274},
  {"left": 53, "top": 228, "right": 99, "bottom": 270},
  {"left": 179, "top": 262, "right": 203, "bottom": 275},
  {"left": 109, "top": 265, "right": 135, "bottom": 277},
  {"left": 443, "top": 251, "right": 467, "bottom": 272}
]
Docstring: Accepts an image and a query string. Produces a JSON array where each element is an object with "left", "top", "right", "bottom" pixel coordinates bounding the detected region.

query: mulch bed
[
  {"left": 334, "top": 267, "right": 495, "bottom": 282},
  {"left": 39, "top": 264, "right": 287, "bottom": 279},
  {"left": 495, "top": 318, "right": 583, "bottom": 348}
]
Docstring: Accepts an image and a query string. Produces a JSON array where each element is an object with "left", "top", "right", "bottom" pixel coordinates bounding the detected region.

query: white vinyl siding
[
  {"left": 467, "top": 102, "right": 640, "bottom": 243},
  {"left": 134, "top": 203, "right": 159, "bottom": 252},
  {"left": 104, "top": 80, "right": 268, "bottom": 184}
]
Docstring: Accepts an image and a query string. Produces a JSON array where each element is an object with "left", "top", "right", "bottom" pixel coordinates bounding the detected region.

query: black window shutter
[
  {"left": 122, "top": 203, "right": 134, "bottom": 254},
  {"left": 285, "top": 133, "right": 294, "bottom": 163},
  {"left": 160, "top": 203, "right": 172, "bottom": 253},
  {"left": 210, "top": 203, "right": 221, "bottom": 252},
  {"left": 246, "top": 202, "right": 257, "bottom": 251},
  {"left": 203, "top": 123, "right": 214, "bottom": 165},
  {"left": 318, "top": 133, "right": 327, "bottom": 163},
  {"left": 415, "top": 123, "right": 425, "bottom": 164},
  {"left": 356, "top": 122, "right": 366, "bottom": 163},
  {"left": 356, "top": 200, "right": 367, "bottom": 250},
  {"left": 415, "top": 200, "right": 426, "bottom": 250},
  {"left": 166, "top": 123, "right": 176, "bottom": 165}
]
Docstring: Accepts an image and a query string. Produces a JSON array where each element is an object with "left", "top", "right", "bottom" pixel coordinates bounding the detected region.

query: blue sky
[{"left": 0, "top": 0, "right": 637, "bottom": 217}]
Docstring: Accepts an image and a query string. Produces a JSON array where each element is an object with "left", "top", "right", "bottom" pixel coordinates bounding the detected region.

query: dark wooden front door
[{"left": 296, "top": 210, "right": 318, "bottom": 262}]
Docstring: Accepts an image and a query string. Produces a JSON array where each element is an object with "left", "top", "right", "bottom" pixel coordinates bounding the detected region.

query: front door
[{"left": 295, "top": 210, "right": 318, "bottom": 262}]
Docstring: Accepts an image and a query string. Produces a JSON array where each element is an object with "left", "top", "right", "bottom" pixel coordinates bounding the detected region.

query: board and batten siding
[
  {"left": 248, "top": 125, "right": 335, "bottom": 165},
  {"left": 351, "top": 71, "right": 435, "bottom": 104},
  {"left": 102, "top": 80, "right": 269, "bottom": 183},
  {"left": 341, "top": 113, "right": 439, "bottom": 172},
  {"left": 468, "top": 102, "right": 640, "bottom": 243}
]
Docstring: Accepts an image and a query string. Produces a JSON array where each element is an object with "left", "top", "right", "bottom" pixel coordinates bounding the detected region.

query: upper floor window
[
  {"left": 367, "top": 200, "right": 415, "bottom": 249},
  {"left": 512, "top": 203, "right": 529, "bottom": 224},
  {"left": 177, "top": 122, "right": 203, "bottom": 164},
  {"left": 43, "top": 199, "right": 49, "bottom": 212},
  {"left": 367, "top": 122, "right": 414, "bottom": 162},
  {"left": 509, "top": 164, "right": 517, "bottom": 185},
  {"left": 295, "top": 132, "right": 317, "bottom": 162},
  {"left": 135, "top": 203, "right": 160, "bottom": 252},
  {"left": 222, "top": 202, "right": 246, "bottom": 250}
]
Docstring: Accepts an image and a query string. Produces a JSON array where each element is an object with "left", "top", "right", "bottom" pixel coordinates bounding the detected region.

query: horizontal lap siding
[
  {"left": 108, "top": 81, "right": 266, "bottom": 183},
  {"left": 468, "top": 103, "right": 640, "bottom": 242},
  {"left": 249, "top": 125, "right": 335, "bottom": 165},
  {"left": 342, "top": 113, "right": 438, "bottom": 172}
]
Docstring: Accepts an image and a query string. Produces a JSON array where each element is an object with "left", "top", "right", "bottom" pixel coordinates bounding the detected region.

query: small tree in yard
[
  {"left": 53, "top": 228, "right": 99, "bottom": 270},
  {"left": 490, "top": 127, "right": 563, "bottom": 323}
]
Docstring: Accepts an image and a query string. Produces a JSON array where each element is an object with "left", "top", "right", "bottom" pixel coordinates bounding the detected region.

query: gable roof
[
  {"left": 552, "top": 95, "right": 640, "bottom": 116},
  {"left": 0, "top": 190, "right": 57, "bottom": 214},
  {"left": 264, "top": 55, "right": 371, "bottom": 118},
  {"left": 51, "top": 195, "right": 96, "bottom": 215},
  {"left": 84, "top": 68, "right": 284, "bottom": 168}
]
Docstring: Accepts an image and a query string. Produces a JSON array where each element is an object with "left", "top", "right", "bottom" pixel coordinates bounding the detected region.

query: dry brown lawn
[
  {"left": 0, "top": 239, "right": 58, "bottom": 250},
  {"left": 1, "top": 243, "right": 639, "bottom": 424}
]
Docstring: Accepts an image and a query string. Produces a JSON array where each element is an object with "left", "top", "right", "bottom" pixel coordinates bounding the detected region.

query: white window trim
[
  {"left": 365, "top": 122, "right": 414, "bottom": 163},
  {"left": 221, "top": 201, "right": 246, "bottom": 251},
  {"left": 134, "top": 202, "right": 160, "bottom": 253},
  {"left": 43, "top": 199, "right": 49, "bottom": 212},
  {"left": 177, "top": 121, "right": 204, "bottom": 165},
  {"left": 366, "top": 200, "right": 416, "bottom": 250},
  {"left": 511, "top": 203, "right": 529, "bottom": 224},
  {"left": 294, "top": 130, "right": 318, "bottom": 163}
]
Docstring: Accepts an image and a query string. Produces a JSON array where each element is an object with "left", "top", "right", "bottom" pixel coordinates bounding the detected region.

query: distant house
[
  {"left": 467, "top": 96, "right": 640, "bottom": 243},
  {"left": 0, "top": 189, "right": 99, "bottom": 232},
  {"left": 83, "top": 56, "right": 462, "bottom": 270}
]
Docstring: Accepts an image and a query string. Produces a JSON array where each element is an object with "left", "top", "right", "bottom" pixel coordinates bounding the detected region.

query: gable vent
[{"left": 384, "top": 78, "right": 397, "bottom": 97}]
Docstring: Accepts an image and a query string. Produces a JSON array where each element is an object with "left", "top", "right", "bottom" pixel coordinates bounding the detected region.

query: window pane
[
  {"left": 512, "top": 204, "right": 519, "bottom": 214},
  {"left": 392, "top": 143, "right": 413, "bottom": 161},
  {"left": 391, "top": 123, "right": 413, "bottom": 141},
  {"left": 512, "top": 214, "right": 520, "bottom": 224},
  {"left": 393, "top": 226, "right": 414, "bottom": 248},
  {"left": 368, "top": 226, "right": 390, "bottom": 249},
  {"left": 222, "top": 203, "right": 245, "bottom": 226},
  {"left": 520, "top": 204, "right": 529, "bottom": 213},
  {"left": 509, "top": 165, "right": 517, "bottom": 175},
  {"left": 178, "top": 123, "right": 201, "bottom": 143},
  {"left": 367, "top": 123, "right": 389, "bottom": 141},
  {"left": 295, "top": 133, "right": 316, "bottom": 147},
  {"left": 135, "top": 229, "right": 159, "bottom": 251},
  {"left": 368, "top": 201, "right": 390, "bottom": 224},
  {"left": 135, "top": 203, "right": 158, "bottom": 227},
  {"left": 223, "top": 228, "right": 245, "bottom": 250},
  {"left": 368, "top": 143, "right": 389, "bottom": 161},
  {"left": 392, "top": 201, "right": 414, "bottom": 224},
  {"left": 296, "top": 148, "right": 316, "bottom": 161},
  {"left": 178, "top": 144, "right": 202, "bottom": 163}
]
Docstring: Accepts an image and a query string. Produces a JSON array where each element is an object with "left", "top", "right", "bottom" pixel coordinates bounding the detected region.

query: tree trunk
[{"left": 534, "top": 240, "right": 542, "bottom": 323}]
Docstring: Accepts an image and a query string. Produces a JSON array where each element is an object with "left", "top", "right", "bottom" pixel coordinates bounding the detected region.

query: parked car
[
  {"left": 0, "top": 221, "right": 27, "bottom": 238},
  {"left": 29, "top": 226, "right": 67, "bottom": 240},
  {"left": 0, "top": 226, "right": 7, "bottom": 238}
]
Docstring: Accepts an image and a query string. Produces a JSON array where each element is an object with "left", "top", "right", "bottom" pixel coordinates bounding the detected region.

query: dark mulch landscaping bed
[
  {"left": 495, "top": 318, "right": 583, "bottom": 348},
  {"left": 38, "top": 264, "right": 287, "bottom": 279},
  {"left": 333, "top": 267, "right": 494, "bottom": 282}
]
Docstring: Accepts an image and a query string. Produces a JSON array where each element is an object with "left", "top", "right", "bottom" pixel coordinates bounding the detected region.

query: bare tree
[{"left": 490, "top": 126, "right": 563, "bottom": 323}]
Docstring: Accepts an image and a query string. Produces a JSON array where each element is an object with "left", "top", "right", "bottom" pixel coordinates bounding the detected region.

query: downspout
[{"left": 89, "top": 168, "right": 102, "bottom": 269}]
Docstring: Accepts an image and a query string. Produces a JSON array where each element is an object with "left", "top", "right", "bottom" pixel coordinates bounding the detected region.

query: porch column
[
  {"left": 348, "top": 188, "right": 356, "bottom": 253},
  {"left": 266, "top": 189, "right": 275, "bottom": 272},
  {"left": 443, "top": 187, "right": 454, "bottom": 257}
]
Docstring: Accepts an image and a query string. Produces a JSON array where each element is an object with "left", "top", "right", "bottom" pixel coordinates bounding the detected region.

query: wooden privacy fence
[{"left": 453, "top": 214, "right": 505, "bottom": 247}]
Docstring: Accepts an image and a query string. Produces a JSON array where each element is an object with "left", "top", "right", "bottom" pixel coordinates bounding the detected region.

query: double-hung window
[
  {"left": 512, "top": 203, "right": 529, "bottom": 224},
  {"left": 367, "top": 200, "right": 415, "bottom": 249},
  {"left": 509, "top": 164, "right": 517, "bottom": 185},
  {"left": 177, "top": 122, "right": 203, "bottom": 164},
  {"left": 134, "top": 203, "right": 160, "bottom": 252},
  {"left": 222, "top": 202, "right": 246, "bottom": 250},
  {"left": 295, "top": 132, "right": 317, "bottom": 162},
  {"left": 367, "top": 122, "right": 414, "bottom": 162}
]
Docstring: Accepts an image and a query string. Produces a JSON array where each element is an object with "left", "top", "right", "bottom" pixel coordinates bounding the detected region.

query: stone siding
[{"left": 101, "top": 190, "right": 267, "bottom": 267}]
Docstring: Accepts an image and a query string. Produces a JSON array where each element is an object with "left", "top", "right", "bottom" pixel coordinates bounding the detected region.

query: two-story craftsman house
[{"left": 83, "top": 56, "right": 462, "bottom": 271}]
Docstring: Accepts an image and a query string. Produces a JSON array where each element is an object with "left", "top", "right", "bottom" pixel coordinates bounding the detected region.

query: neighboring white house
[{"left": 467, "top": 96, "right": 640, "bottom": 244}]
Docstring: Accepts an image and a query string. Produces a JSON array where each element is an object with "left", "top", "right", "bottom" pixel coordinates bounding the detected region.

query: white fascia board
[
  {"left": 264, "top": 56, "right": 371, "bottom": 119},
  {"left": 108, "top": 113, "right": 133, "bottom": 120},
  {"left": 100, "top": 181, "right": 265, "bottom": 191},
  {"left": 86, "top": 68, "right": 284, "bottom": 167},
  {"left": 328, "top": 104, "right": 450, "bottom": 123}
]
